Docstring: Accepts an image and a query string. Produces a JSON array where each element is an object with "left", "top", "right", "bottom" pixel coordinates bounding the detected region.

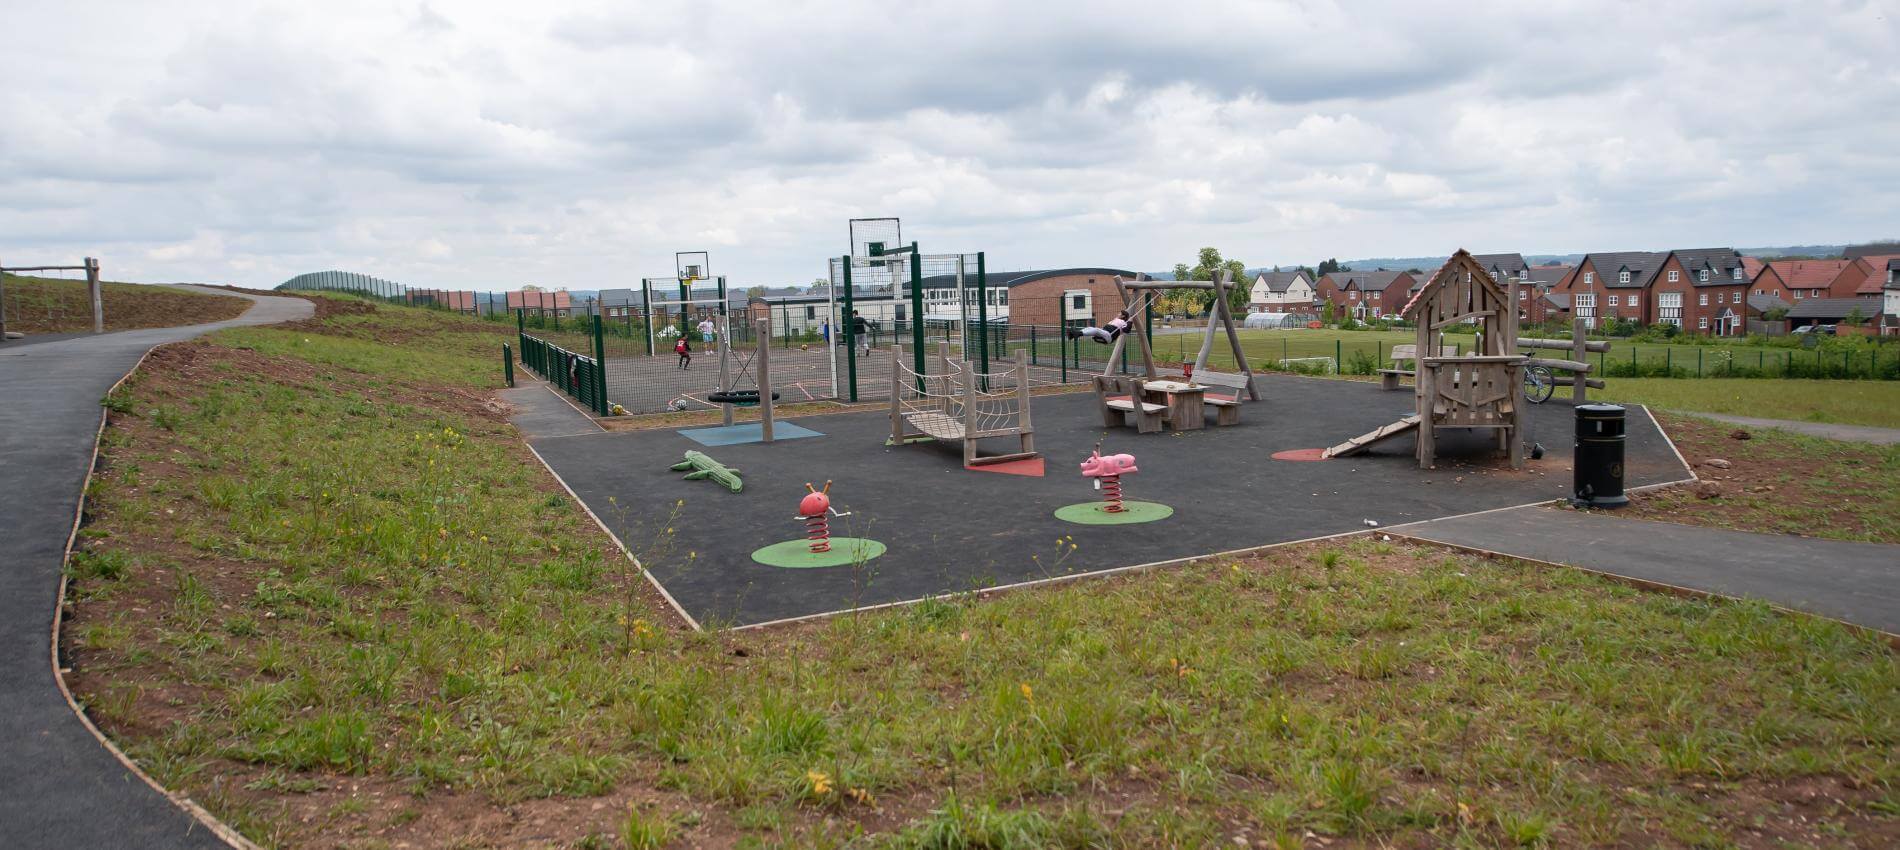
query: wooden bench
[
  {"left": 1379, "top": 342, "right": 1458, "bottom": 390},
  {"left": 1195, "top": 369, "right": 1252, "bottom": 426},
  {"left": 1094, "top": 375, "right": 1166, "bottom": 433}
]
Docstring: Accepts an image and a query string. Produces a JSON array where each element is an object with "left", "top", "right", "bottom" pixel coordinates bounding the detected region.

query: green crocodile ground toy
[{"left": 670, "top": 450, "right": 743, "bottom": 493}]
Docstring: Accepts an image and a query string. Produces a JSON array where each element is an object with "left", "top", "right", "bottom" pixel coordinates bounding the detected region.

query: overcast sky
[{"left": 2, "top": 1, "right": 1896, "bottom": 290}]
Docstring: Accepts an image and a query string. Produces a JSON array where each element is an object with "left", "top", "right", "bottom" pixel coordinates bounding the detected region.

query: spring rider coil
[
  {"left": 1079, "top": 448, "right": 1138, "bottom": 514},
  {"left": 797, "top": 481, "right": 835, "bottom": 553}
]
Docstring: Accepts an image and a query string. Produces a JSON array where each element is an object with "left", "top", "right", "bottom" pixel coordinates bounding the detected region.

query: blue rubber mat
[{"left": 678, "top": 421, "right": 824, "bottom": 446}]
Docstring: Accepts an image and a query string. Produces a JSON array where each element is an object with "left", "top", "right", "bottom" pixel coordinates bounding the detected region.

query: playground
[{"left": 531, "top": 372, "right": 1692, "bottom": 627}]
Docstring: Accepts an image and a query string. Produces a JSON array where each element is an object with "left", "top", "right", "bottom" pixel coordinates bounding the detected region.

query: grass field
[
  {"left": 63, "top": 298, "right": 1899, "bottom": 848},
  {"left": 1, "top": 273, "right": 250, "bottom": 334},
  {"left": 1593, "top": 378, "right": 1900, "bottom": 429}
]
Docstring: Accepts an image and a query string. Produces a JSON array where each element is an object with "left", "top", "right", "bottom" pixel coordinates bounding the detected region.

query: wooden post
[
  {"left": 1571, "top": 317, "right": 1589, "bottom": 403},
  {"left": 1415, "top": 289, "right": 1432, "bottom": 468},
  {"left": 756, "top": 317, "right": 774, "bottom": 442},
  {"left": 86, "top": 257, "right": 103, "bottom": 334},
  {"left": 1213, "top": 270, "right": 1260, "bottom": 399},
  {"left": 1015, "top": 348, "right": 1034, "bottom": 456},
  {"left": 1192, "top": 272, "right": 1221, "bottom": 375},
  {"left": 937, "top": 341, "right": 954, "bottom": 415}
]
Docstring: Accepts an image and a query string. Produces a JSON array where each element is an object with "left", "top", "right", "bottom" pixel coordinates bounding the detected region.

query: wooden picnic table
[{"left": 1142, "top": 380, "right": 1206, "bottom": 430}]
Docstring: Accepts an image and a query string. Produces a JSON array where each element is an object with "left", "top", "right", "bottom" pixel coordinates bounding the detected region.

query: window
[
  {"left": 1659, "top": 292, "right": 1683, "bottom": 326},
  {"left": 1699, "top": 293, "right": 1708, "bottom": 306},
  {"left": 1519, "top": 289, "right": 1527, "bottom": 300},
  {"left": 805, "top": 306, "right": 816, "bottom": 320},
  {"left": 895, "top": 305, "right": 905, "bottom": 321},
  {"left": 1574, "top": 293, "right": 1596, "bottom": 328},
  {"left": 1813, "top": 289, "right": 1822, "bottom": 297},
  {"left": 1072, "top": 295, "right": 1085, "bottom": 310},
  {"left": 1349, "top": 291, "right": 1358, "bottom": 300},
  {"left": 1669, "top": 270, "right": 1680, "bottom": 282},
  {"left": 1608, "top": 295, "right": 1620, "bottom": 307},
  {"left": 997, "top": 290, "right": 1007, "bottom": 306},
  {"left": 1699, "top": 269, "right": 1710, "bottom": 282},
  {"left": 1584, "top": 272, "right": 1594, "bottom": 284},
  {"left": 1732, "top": 267, "right": 1743, "bottom": 280},
  {"left": 1699, "top": 316, "right": 1709, "bottom": 329},
  {"left": 1794, "top": 291, "right": 1803, "bottom": 299},
  {"left": 1618, "top": 270, "right": 1631, "bottom": 284}
]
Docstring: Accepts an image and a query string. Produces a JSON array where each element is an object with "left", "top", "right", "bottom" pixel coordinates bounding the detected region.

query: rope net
[{"left": 891, "top": 352, "right": 1026, "bottom": 436}]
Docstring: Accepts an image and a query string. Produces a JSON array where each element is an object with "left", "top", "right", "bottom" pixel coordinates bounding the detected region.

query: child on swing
[
  {"left": 675, "top": 335, "right": 692, "bottom": 369},
  {"left": 1075, "top": 310, "right": 1132, "bottom": 345}
]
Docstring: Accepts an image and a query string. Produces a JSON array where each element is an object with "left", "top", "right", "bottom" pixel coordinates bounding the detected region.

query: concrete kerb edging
[{"left": 53, "top": 342, "right": 262, "bottom": 850}]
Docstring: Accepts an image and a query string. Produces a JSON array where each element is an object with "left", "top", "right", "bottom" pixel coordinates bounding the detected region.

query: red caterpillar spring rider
[
  {"left": 1079, "top": 448, "right": 1138, "bottom": 513},
  {"left": 796, "top": 480, "right": 851, "bottom": 553}
]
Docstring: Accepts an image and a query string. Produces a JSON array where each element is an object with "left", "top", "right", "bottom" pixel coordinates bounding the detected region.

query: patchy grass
[
  {"left": 1, "top": 273, "right": 250, "bottom": 334},
  {"left": 66, "top": 299, "right": 1900, "bottom": 848},
  {"left": 1591, "top": 378, "right": 1900, "bottom": 429},
  {"left": 1624, "top": 413, "right": 1900, "bottom": 543}
]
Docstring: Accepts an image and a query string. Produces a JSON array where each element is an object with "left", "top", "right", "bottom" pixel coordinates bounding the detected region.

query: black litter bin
[{"left": 1573, "top": 404, "right": 1628, "bottom": 508}]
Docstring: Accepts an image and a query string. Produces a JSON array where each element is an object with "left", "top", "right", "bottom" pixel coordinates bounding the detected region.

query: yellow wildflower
[{"left": 806, "top": 770, "right": 832, "bottom": 796}]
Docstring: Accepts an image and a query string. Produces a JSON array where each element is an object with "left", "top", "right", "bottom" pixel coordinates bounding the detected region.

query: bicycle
[{"left": 1522, "top": 364, "right": 1555, "bottom": 404}]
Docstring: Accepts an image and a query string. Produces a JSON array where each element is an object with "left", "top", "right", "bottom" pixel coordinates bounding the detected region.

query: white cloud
[{"left": 0, "top": 0, "right": 1895, "bottom": 288}]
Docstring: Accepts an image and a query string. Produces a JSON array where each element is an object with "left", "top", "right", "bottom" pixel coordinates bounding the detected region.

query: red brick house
[
  {"left": 1761, "top": 259, "right": 1855, "bottom": 301},
  {"left": 1554, "top": 251, "right": 1666, "bottom": 328},
  {"left": 1317, "top": 270, "right": 1415, "bottom": 319},
  {"left": 1557, "top": 249, "right": 1748, "bottom": 334},
  {"left": 1655, "top": 248, "right": 1750, "bottom": 335},
  {"left": 1521, "top": 265, "right": 1575, "bottom": 324},
  {"left": 1848, "top": 255, "right": 1900, "bottom": 296}
]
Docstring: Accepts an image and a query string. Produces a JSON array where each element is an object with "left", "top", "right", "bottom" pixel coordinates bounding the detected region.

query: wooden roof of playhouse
[{"left": 1400, "top": 249, "right": 1518, "bottom": 357}]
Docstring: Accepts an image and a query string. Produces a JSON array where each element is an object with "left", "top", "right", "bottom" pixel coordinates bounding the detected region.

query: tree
[
  {"left": 1170, "top": 248, "right": 1250, "bottom": 315},
  {"left": 809, "top": 277, "right": 829, "bottom": 295},
  {"left": 1842, "top": 306, "right": 1867, "bottom": 326},
  {"left": 521, "top": 284, "right": 544, "bottom": 292},
  {"left": 746, "top": 285, "right": 766, "bottom": 298},
  {"left": 1316, "top": 258, "right": 1346, "bottom": 277}
]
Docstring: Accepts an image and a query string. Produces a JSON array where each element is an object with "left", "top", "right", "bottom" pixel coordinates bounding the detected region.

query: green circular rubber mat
[
  {"left": 1054, "top": 500, "right": 1174, "bottom": 525},
  {"left": 751, "top": 537, "right": 887, "bottom": 568}
]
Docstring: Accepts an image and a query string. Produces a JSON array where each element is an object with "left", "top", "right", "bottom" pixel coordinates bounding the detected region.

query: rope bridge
[{"left": 889, "top": 342, "right": 1038, "bottom": 466}]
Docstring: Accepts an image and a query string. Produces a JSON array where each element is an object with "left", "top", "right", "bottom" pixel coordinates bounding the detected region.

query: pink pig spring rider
[
  {"left": 796, "top": 481, "right": 852, "bottom": 553},
  {"left": 1079, "top": 447, "right": 1138, "bottom": 513}
]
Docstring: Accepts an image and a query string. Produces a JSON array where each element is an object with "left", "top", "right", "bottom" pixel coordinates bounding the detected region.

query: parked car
[{"left": 1792, "top": 324, "right": 1837, "bottom": 336}]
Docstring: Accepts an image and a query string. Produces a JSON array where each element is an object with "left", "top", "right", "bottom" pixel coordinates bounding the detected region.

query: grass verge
[
  {"left": 65, "top": 299, "right": 1899, "bottom": 848},
  {"left": 1622, "top": 413, "right": 1900, "bottom": 543},
  {"left": 1, "top": 273, "right": 250, "bottom": 334}
]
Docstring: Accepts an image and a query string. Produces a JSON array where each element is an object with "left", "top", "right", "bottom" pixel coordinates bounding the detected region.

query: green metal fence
[{"left": 516, "top": 312, "right": 610, "bottom": 415}]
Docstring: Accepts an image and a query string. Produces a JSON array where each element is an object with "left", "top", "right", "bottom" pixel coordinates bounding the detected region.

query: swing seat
[{"left": 708, "top": 390, "right": 779, "bottom": 405}]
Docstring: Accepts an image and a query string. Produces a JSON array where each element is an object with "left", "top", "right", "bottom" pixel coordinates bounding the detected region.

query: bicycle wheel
[{"left": 1523, "top": 365, "right": 1555, "bottom": 403}]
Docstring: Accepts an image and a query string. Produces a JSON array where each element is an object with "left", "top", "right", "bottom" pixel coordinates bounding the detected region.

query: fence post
[
  {"left": 503, "top": 343, "right": 515, "bottom": 388},
  {"left": 1057, "top": 291, "right": 1068, "bottom": 380},
  {"left": 908, "top": 243, "right": 926, "bottom": 385},
  {"left": 842, "top": 256, "right": 858, "bottom": 402},
  {"left": 1697, "top": 348, "right": 1702, "bottom": 377},
  {"left": 593, "top": 313, "right": 608, "bottom": 415},
  {"left": 86, "top": 257, "right": 103, "bottom": 334},
  {"left": 975, "top": 252, "right": 989, "bottom": 388},
  {"left": 1335, "top": 339, "right": 1342, "bottom": 372}
]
